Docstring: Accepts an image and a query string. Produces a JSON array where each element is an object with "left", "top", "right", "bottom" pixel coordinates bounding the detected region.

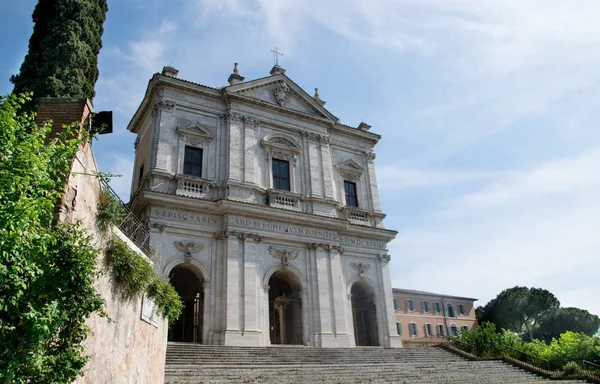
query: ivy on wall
[
  {"left": 105, "top": 238, "right": 183, "bottom": 324},
  {"left": 0, "top": 94, "right": 105, "bottom": 383}
]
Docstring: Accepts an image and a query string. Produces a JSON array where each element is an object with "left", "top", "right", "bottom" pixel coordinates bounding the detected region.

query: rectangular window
[
  {"left": 138, "top": 164, "right": 144, "bottom": 188},
  {"left": 462, "top": 325, "right": 469, "bottom": 333},
  {"left": 396, "top": 322, "right": 402, "bottom": 336},
  {"left": 422, "top": 301, "right": 430, "bottom": 313},
  {"left": 409, "top": 323, "right": 418, "bottom": 336},
  {"left": 459, "top": 304, "right": 466, "bottom": 316},
  {"left": 437, "top": 324, "right": 445, "bottom": 337},
  {"left": 406, "top": 299, "right": 415, "bottom": 312},
  {"left": 425, "top": 324, "right": 434, "bottom": 337},
  {"left": 393, "top": 298, "right": 400, "bottom": 311},
  {"left": 183, "top": 146, "right": 203, "bottom": 177},
  {"left": 434, "top": 302, "right": 442, "bottom": 313},
  {"left": 344, "top": 180, "right": 358, "bottom": 207},
  {"left": 272, "top": 159, "right": 291, "bottom": 191}
]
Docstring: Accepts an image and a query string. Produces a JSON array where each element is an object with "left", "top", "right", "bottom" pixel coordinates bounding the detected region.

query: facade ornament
[
  {"left": 272, "top": 82, "right": 291, "bottom": 106},
  {"left": 336, "top": 159, "right": 364, "bottom": 182},
  {"left": 245, "top": 116, "right": 260, "bottom": 130},
  {"left": 308, "top": 243, "right": 342, "bottom": 253},
  {"left": 350, "top": 262, "right": 371, "bottom": 276},
  {"left": 313, "top": 88, "right": 326, "bottom": 106},
  {"left": 379, "top": 254, "right": 391, "bottom": 262},
  {"left": 214, "top": 231, "right": 229, "bottom": 240},
  {"left": 133, "top": 136, "right": 140, "bottom": 150},
  {"left": 151, "top": 222, "right": 166, "bottom": 233},
  {"left": 365, "top": 151, "right": 376, "bottom": 161},
  {"left": 269, "top": 246, "right": 299, "bottom": 268},
  {"left": 174, "top": 241, "right": 203, "bottom": 263},
  {"left": 176, "top": 122, "right": 215, "bottom": 147},
  {"left": 151, "top": 98, "right": 175, "bottom": 117}
]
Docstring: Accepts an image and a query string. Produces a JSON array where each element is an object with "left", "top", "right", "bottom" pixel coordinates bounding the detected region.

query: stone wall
[{"left": 52, "top": 104, "right": 168, "bottom": 384}]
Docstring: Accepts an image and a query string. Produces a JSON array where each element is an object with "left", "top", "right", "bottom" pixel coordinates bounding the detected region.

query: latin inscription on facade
[
  {"left": 153, "top": 208, "right": 218, "bottom": 225},
  {"left": 339, "top": 236, "right": 386, "bottom": 250},
  {"left": 227, "top": 217, "right": 339, "bottom": 241}
]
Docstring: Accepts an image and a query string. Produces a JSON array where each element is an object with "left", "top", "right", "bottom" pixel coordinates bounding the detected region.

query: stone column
[
  {"left": 377, "top": 254, "right": 402, "bottom": 348},
  {"left": 305, "top": 134, "right": 323, "bottom": 197},
  {"left": 227, "top": 112, "right": 244, "bottom": 182},
  {"left": 328, "top": 246, "right": 353, "bottom": 347},
  {"left": 262, "top": 284, "right": 271, "bottom": 346},
  {"left": 313, "top": 244, "right": 332, "bottom": 340},
  {"left": 320, "top": 136, "right": 336, "bottom": 200},
  {"left": 364, "top": 152, "right": 381, "bottom": 212},
  {"left": 242, "top": 233, "right": 264, "bottom": 345},
  {"left": 202, "top": 282, "right": 211, "bottom": 344},
  {"left": 244, "top": 117, "right": 259, "bottom": 185},
  {"left": 223, "top": 232, "right": 243, "bottom": 345},
  {"left": 150, "top": 98, "right": 175, "bottom": 172}
]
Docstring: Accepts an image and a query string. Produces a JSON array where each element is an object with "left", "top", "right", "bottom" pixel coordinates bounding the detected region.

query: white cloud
[
  {"left": 378, "top": 165, "right": 496, "bottom": 191},
  {"left": 389, "top": 147, "right": 600, "bottom": 315}
]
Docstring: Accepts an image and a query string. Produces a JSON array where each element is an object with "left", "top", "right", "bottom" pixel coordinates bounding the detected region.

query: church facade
[{"left": 127, "top": 63, "right": 402, "bottom": 348}]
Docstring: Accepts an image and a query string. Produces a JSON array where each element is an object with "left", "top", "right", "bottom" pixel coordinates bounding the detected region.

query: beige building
[{"left": 392, "top": 289, "right": 477, "bottom": 344}]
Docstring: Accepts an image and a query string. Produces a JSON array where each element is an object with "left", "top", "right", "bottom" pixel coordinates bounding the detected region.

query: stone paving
[{"left": 165, "top": 343, "right": 590, "bottom": 383}]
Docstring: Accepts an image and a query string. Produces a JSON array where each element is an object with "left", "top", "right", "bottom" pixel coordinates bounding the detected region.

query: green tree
[
  {"left": 0, "top": 94, "right": 105, "bottom": 383},
  {"left": 10, "top": 0, "right": 108, "bottom": 106},
  {"left": 534, "top": 307, "right": 600, "bottom": 342},
  {"left": 478, "top": 286, "right": 560, "bottom": 341}
]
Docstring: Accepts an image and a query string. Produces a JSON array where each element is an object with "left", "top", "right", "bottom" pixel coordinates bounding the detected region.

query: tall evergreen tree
[{"left": 11, "top": 0, "right": 108, "bottom": 104}]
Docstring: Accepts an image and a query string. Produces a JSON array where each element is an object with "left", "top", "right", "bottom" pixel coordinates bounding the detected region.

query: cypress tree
[{"left": 11, "top": 0, "right": 108, "bottom": 104}]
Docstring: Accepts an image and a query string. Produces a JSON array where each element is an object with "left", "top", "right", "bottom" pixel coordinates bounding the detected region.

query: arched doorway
[
  {"left": 168, "top": 265, "right": 204, "bottom": 343},
  {"left": 351, "top": 281, "right": 379, "bottom": 346},
  {"left": 268, "top": 270, "right": 303, "bottom": 345}
]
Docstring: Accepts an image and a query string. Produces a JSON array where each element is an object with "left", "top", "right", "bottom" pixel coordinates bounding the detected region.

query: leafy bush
[
  {"left": 147, "top": 278, "right": 184, "bottom": 324},
  {"left": 0, "top": 94, "right": 105, "bottom": 383},
  {"left": 105, "top": 238, "right": 155, "bottom": 299},
  {"left": 96, "top": 191, "right": 124, "bottom": 230},
  {"left": 105, "top": 237, "right": 182, "bottom": 324}
]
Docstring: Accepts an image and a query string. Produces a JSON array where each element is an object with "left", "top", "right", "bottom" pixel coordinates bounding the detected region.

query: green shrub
[
  {"left": 96, "top": 192, "right": 124, "bottom": 230},
  {"left": 147, "top": 278, "right": 184, "bottom": 324},
  {"left": 105, "top": 237, "right": 155, "bottom": 299},
  {"left": 0, "top": 94, "right": 105, "bottom": 383},
  {"left": 562, "top": 361, "right": 582, "bottom": 376},
  {"left": 105, "top": 237, "right": 182, "bottom": 324}
]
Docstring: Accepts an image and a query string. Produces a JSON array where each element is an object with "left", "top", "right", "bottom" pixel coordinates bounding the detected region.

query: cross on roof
[{"left": 270, "top": 47, "right": 283, "bottom": 66}]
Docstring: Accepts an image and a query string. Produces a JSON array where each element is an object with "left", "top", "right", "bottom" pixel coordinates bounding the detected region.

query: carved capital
[
  {"left": 365, "top": 151, "right": 376, "bottom": 161},
  {"left": 151, "top": 222, "right": 166, "bottom": 233},
  {"left": 379, "top": 254, "right": 391, "bottom": 262},
  {"left": 133, "top": 136, "right": 140, "bottom": 150},
  {"left": 214, "top": 231, "right": 229, "bottom": 240},
  {"left": 151, "top": 98, "right": 175, "bottom": 117},
  {"left": 245, "top": 116, "right": 260, "bottom": 130}
]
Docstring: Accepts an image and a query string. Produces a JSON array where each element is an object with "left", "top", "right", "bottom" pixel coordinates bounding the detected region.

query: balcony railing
[
  {"left": 101, "top": 180, "right": 151, "bottom": 254},
  {"left": 341, "top": 206, "right": 371, "bottom": 226},
  {"left": 266, "top": 189, "right": 301, "bottom": 211},
  {"left": 175, "top": 174, "right": 212, "bottom": 199}
]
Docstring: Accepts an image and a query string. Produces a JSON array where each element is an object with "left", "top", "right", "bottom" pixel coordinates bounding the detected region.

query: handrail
[
  {"left": 582, "top": 360, "right": 600, "bottom": 377},
  {"left": 447, "top": 336, "right": 551, "bottom": 371},
  {"left": 100, "top": 179, "right": 151, "bottom": 254},
  {"left": 503, "top": 345, "right": 551, "bottom": 371}
]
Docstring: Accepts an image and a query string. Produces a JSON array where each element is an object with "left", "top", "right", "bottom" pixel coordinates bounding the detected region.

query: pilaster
[
  {"left": 365, "top": 152, "right": 382, "bottom": 212},
  {"left": 377, "top": 254, "right": 402, "bottom": 348},
  {"left": 227, "top": 112, "right": 244, "bottom": 182}
]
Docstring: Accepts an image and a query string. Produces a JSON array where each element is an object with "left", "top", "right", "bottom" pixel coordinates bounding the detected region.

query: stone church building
[{"left": 127, "top": 63, "right": 401, "bottom": 348}]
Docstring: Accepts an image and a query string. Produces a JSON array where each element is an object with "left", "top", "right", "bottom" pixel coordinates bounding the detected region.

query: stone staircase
[{"left": 165, "top": 342, "right": 589, "bottom": 383}]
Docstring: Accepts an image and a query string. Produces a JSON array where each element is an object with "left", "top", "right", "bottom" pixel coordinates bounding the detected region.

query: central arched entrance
[
  {"left": 168, "top": 265, "right": 204, "bottom": 343},
  {"left": 268, "top": 270, "right": 303, "bottom": 345},
  {"left": 351, "top": 280, "right": 379, "bottom": 346}
]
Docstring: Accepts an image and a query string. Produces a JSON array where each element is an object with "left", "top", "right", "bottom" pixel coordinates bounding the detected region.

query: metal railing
[
  {"left": 100, "top": 179, "right": 151, "bottom": 254},
  {"left": 448, "top": 336, "right": 600, "bottom": 377}
]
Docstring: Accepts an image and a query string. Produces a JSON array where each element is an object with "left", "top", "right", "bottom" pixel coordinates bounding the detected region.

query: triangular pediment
[
  {"left": 176, "top": 122, "right": 215, "bottom": 146},
  {"left": 336, "top": 159, "right": 364, "bottom": 182},
  {"left": 226, "top": 74, "right": 338, "bottom": 122}
]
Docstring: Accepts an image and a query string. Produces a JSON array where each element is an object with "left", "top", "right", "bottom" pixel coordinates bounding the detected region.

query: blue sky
[{"left": 2, "top": 0, "right": 600, "bottom": 316}]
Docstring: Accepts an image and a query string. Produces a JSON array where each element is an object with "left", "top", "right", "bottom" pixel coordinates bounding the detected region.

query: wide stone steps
[{"left": 165, "top": 343, "right": 589, "bottom": 383}]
